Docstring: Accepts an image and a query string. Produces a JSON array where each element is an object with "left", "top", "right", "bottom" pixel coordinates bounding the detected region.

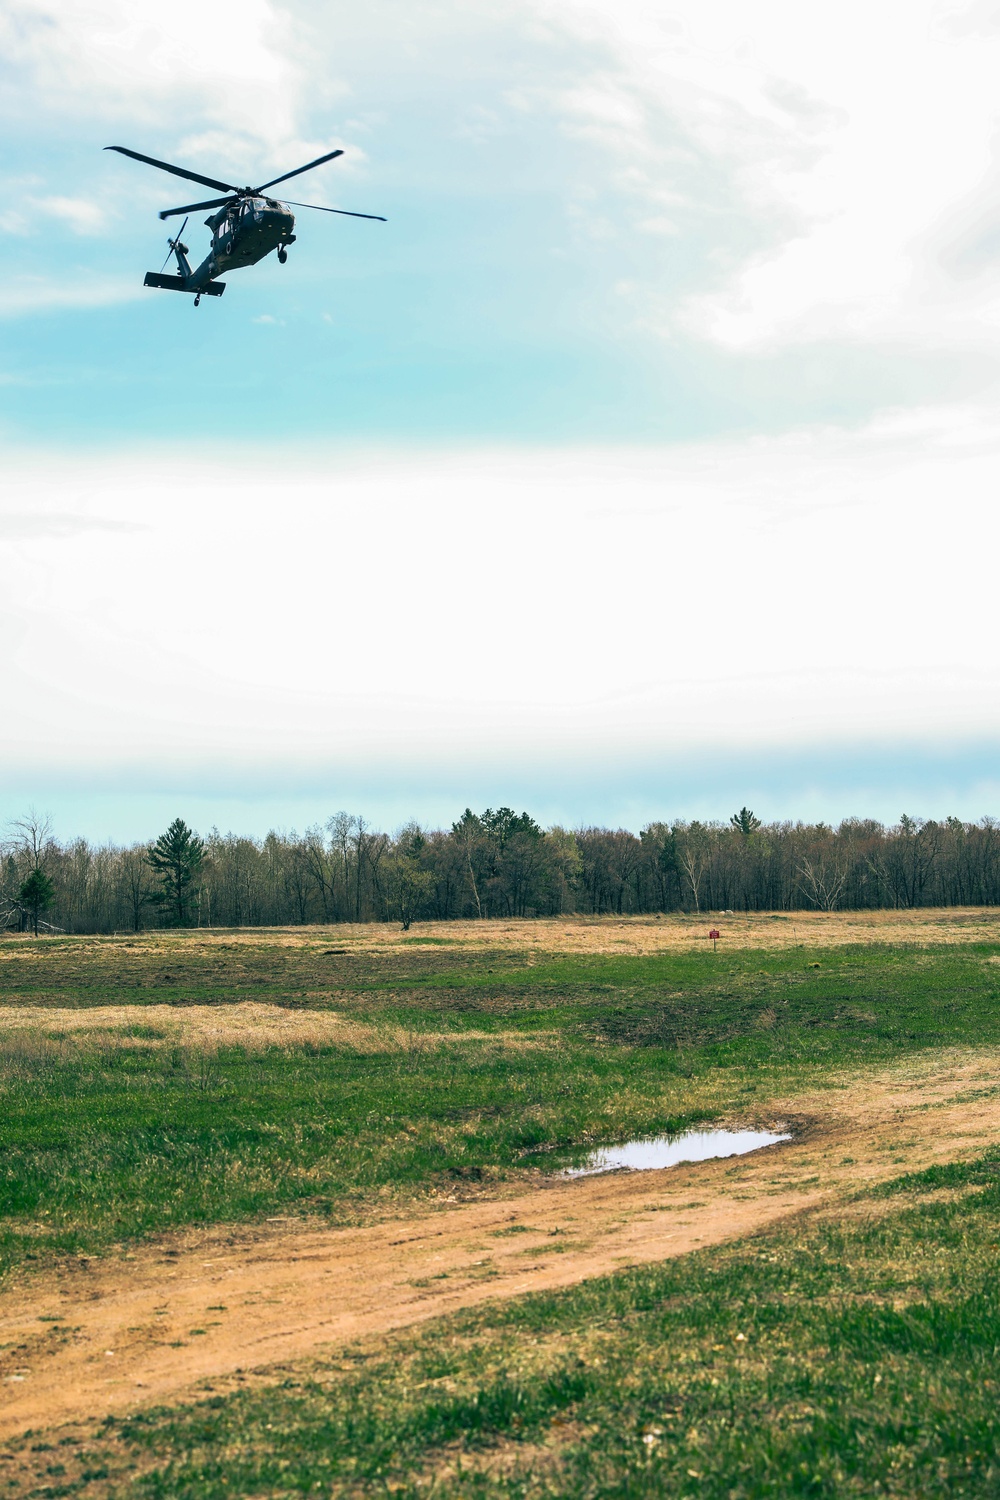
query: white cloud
[
  {"left": 0, "top": 513, "right": 144, "bottom": 538},
  {"left": 539, "top": 0, "right": 1000, "bottom": 351},
  {"left": 0, "top": 209, "right": 30, "bottom": 235},
  {"left": 6, "top": 0, "right": 1000, "bottom": 370},
  {"left": 33, "top": 197, "right": 106, "bottom": 235},
  {"left": 0, "top": 276, "right": 144, "bottom": 317},
  {"left": 0, "top": 0, "right": 310, "bottom": 176},
  {"left": 1, "top": 0, "right": 291, "bottom": 118},
  {"left": 2, "top": 408, "right": 1000, "bottom": 771}
]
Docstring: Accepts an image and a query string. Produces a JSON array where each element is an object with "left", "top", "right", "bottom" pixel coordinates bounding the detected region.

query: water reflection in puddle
[{"left": 563, "top": 1127, "right": 791, "bottom": 1178}]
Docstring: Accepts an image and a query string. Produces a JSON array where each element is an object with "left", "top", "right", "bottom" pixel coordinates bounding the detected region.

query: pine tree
[
  {"left": 18, "top": 869, "right": 55, "bottom": 937},
  {"left": 730, "top": 807, "right": 762, "bottom": 839},
  {"left": 147, "top": 818, "right": 205, "bottom": 927}
]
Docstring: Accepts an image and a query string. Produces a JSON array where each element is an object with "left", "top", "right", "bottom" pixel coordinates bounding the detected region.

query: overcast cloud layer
[{"left": 3, "top": 1, "right": 1000, "bottom": 835}]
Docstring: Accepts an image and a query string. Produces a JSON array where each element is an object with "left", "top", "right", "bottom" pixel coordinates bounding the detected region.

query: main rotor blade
[
  {"left": 283, "top": 199, "right": 386, "bottom": 221},
  {"left": 159, "top": 196, "right": 235, "bottom": 221},
  {"left": 105, "top": 146, "right": 239, "bottom": 195},
  {"left": 255, "top": 148, "right": 344, "bottom": 192}
]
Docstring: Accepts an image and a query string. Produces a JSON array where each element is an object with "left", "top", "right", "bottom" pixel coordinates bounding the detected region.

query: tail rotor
[{"left": 159, "top": 215, "right": 190, "bottom": 273}]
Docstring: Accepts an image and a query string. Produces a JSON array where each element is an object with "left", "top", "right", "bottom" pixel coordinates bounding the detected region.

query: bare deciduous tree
[{"left": 5, "top": 804, "right": 1000, "bottom": 934}]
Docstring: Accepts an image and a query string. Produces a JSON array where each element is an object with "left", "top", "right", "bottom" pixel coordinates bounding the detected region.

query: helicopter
[{"left": 105, "top": 144, "right": 386, "bottom": 305}]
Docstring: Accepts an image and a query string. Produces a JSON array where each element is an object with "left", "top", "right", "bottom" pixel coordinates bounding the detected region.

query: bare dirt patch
[{"left": 1, "top": 1048, "right": 996, "bottom": 1444}]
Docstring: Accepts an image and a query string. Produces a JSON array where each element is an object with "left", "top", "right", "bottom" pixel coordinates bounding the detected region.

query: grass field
[{"left": 1, "top": 913, "right": 999, "bottom": 1496}]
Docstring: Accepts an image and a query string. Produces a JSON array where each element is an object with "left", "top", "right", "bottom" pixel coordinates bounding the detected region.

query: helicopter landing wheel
[
  {"left": 277, "top": 247, "right": 287, "bottom": 264},
  {"left": 194, "top": 293, "right": 202, "bottom": 307}
]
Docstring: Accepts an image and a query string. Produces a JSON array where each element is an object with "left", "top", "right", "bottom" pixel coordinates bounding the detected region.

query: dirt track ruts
[{"left": 1, "top": 1050, "right": 997, "bottom": 1442}]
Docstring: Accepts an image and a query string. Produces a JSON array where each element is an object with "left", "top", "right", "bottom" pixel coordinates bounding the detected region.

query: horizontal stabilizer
[{"left": 143, "top": 272, "right": 225, "bottom": 296}]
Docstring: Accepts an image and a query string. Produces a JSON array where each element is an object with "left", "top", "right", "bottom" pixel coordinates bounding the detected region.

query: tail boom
[{"left": 143, "top": 272, "right": 225, "bottom": 295}]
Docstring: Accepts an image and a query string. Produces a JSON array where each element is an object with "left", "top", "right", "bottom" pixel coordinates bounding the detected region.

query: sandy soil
[{"left": 1, "top": 1049, "right": 997, "bottom": 1444}]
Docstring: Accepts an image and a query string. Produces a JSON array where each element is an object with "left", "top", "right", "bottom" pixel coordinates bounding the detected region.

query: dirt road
[{"left": 1, "top": 1050, "right": 997, "bottom": 1442}]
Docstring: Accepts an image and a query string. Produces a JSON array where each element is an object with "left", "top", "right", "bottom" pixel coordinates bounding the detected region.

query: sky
[{"left": 3, "top": 0, "right": 1000, "bottom": 842}]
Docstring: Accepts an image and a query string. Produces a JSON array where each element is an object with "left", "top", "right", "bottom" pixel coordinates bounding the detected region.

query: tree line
[{"left": 3, "top": 805, "right": 1000, "bottom": 934}]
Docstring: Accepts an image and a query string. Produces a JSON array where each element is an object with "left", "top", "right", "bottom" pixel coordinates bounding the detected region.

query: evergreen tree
[
  {"left": 18, "top": 869, "right": 55, "bottom": 937},
  {"left": 147, "top": 818, "right": 205, "bottom": 927},
  {"left": 730, "top": 806, "right": 762, "bottom": 838}
]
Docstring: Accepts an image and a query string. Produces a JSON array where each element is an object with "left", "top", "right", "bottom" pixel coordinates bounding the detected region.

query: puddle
[{"left": 563, "top": 1127, "right": 791, "bottom": 1178}]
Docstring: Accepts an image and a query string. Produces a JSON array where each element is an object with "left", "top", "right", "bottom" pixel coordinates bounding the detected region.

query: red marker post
[{"left": 709, "top": 927, "right": 720, "bottom": 952}]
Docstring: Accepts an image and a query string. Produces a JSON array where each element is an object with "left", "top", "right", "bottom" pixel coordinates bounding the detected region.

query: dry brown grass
[
  {"left": 381, "top": 907, "right": 1000, "bottom": 953},
  {"left": 1, "top": 905, "right": 994, "bottom": 960},
  {"left": 0, "top": 1003, "right": 550, "bottom": 1055}
]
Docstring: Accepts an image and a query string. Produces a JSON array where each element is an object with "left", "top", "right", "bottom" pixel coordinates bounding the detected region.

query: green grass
[
  {"left": 0, "top": 1037, "right": 712, "bottom": 1273},
  {"left": 6, "top": 934, "right": 1000, "bottom": 1037},
  {"left": 13, "top": 1148, "right": 1000, "bottom": 1498},
  {"left": 2, "top": 939, "right": 1000, "bottom": 1277},
  {"left": 4, "top": 930, "right": 1000, "bottom": 1495}
]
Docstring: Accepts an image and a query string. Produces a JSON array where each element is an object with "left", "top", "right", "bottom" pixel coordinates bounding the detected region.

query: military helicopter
[{"left": 105, "top": 144, "right": 385, "bottom": 305}]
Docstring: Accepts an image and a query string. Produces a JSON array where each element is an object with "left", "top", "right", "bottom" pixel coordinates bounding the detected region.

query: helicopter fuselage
[
  {"left": 145, "top": 195, "right": 297, "bottom": 300},
  {"left": 111, "top": 141, "right": 383, "bottom": 304},
  {"left": 187, "top": 197, "right": 296, "bottom": 288}
]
